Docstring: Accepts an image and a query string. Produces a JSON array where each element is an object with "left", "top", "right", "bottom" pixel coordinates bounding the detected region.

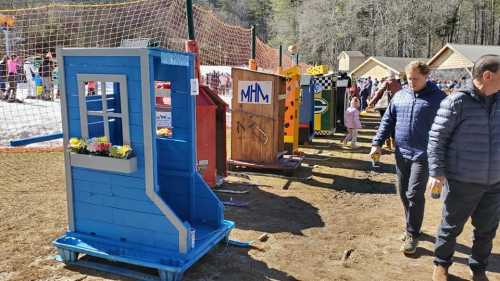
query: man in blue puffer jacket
[
  {"left": 370, "top": 61, "right": 446, "bottom": 254},
  {"left": 428, "top": 55, "right": 500, "bottom": 281}
]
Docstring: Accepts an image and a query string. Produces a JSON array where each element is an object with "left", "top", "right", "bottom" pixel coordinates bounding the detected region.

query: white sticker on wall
[
  {"left": 336, "top": 79, "right": 349, "bottom": 87},
  {"left": 238, "top": 80, "right": 273, "bottom": 104},
  {"left": 156, "top": 111, "right": 172, "bottom": 128},
  {"left": 190, "top": 79, "right": 199, "bottom": 96}
]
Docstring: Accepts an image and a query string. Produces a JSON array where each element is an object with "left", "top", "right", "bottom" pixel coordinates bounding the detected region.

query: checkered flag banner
[{"left": 311, "top": 74, "right": 334, "bottom": 93}]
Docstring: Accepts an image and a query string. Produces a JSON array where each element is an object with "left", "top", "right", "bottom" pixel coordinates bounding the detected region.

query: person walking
[
  {"left": 23, "top": 59, "right": 37, "bottom": 98},
  {"left": 369, "top": 71, "right": 402, "bottom": 150},
  {"left": 39, "top": 53, "right": 54, "bottom": 100},
  {"left": 0, "top": 55, "right": 8, "bottom": 100},
  {"left": 6, "top": 54, "right": 19, "bottom": 102},
  {"left": 349, "top": 78, "right": 360, "bottom": 101},
  {"left": 359, "top": 76, "right": 372, "bottom": 111},
  {"left": 369, "top": 72, "right": 402, "bottom": 116},
  {"left": 370, "top": 61, "right": 446, "bottom": 254},
  {"left": 429, "top": 55, "right": 500, "bottom": 281},
  {"left": 343, "top": 97, "right": 362, "bottom": 148},
  {"left": 371, "top": 77, "right": 379, "bottom": 98}
]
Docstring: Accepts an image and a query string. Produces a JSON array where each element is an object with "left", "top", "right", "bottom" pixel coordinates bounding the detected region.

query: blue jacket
[
  {"left": 428, "top": 86, "right": 500, "bottom": 185},
  {"left": 373, "top": 81, "right": 446, "bottom": 161}
]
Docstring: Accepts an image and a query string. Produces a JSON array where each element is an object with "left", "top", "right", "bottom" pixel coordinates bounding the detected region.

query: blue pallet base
[{"left": 53, "top": 220, "right": 234, "bottom": 281}]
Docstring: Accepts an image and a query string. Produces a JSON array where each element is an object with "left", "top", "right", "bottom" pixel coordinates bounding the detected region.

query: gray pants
[
  {"left": 434, "top": 180, "right": 500, "bottom": 272},
  {"left": 395, "top": 154, "right": 429, "bottom": 237}
]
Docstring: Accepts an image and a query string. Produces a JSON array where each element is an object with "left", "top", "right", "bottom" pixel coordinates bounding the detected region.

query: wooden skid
[
  {"left": 54, "top": 220, "right": 234, "bottom": 281},
  {"left": 56, "top": 248, "right": 183, "bottom": 281}
]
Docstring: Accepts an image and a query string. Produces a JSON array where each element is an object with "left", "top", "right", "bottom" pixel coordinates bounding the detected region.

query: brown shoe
[
  {"left": 470, "top": 270, "right": 489, "bottom": 281},
  {"left": 432, "top": 265, "right": 448, "bottom": 281}
]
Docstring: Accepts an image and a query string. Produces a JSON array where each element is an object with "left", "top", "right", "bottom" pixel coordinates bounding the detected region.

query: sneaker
[
  {"left": 400, "top": 232, "right": 409, "bottom": 241},
  {"left": 470, "top": 269, "right": 489, "bottom": 281},
  {"left": 432, "top": 265, "right": 448, "bottom": 281},
  {"left": 401, "top": 235, "right": 418, "bottom": 254},
  {"left": 400, "top": 231, "right": 423, "bottom": 241}
]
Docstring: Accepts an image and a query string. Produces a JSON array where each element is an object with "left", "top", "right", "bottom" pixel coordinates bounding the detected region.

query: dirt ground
[{"left": 1, "top": 114, "right": 499, "bottom": 281}]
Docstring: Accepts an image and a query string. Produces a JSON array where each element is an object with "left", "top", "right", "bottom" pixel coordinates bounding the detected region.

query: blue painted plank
[
  {"left": 129, "top": 112, "right": 143, "bottom": 126},
  {"left": 74, "top": 189, "right": 163, "bottom": 215},
  {"left": 112, "top": 208, "right": 178, "bottom": 233},
  {"left": 73, "top": 168, "right": 112, "bottom": 184},
  {"left": 74, "top": 201, "right": 114, "bottom": 224},
  {"left": 111, "top": 184, "right": 148, "bottom": 200},
  {"left": 75, "top": 219, "right": 179, "bottom": 251},
  {"left": 73, "top": 179, "right": 112, "bottom": 196},
  {"left": 74, "top": 201, "right": 179, "bottom": 236},
  {"left": 109, "top": 174, "right": 146, "bottom": 189},
  {"left": 130, "top": 125, "right": 145, "bottom": 143},
  {"left": 10, "top": 133, "right": 63, "bottom": 146}
]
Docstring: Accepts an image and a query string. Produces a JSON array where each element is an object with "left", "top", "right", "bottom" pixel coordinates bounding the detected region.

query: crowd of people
[
  {"left": 0, "top": 52, "right": 56, "bottom": 103},
  {"left": 343, "top": 55, "right": 500, "bottom": 281},
  {"left": 201, "top": 70, "right": 232, "bottom": 96}
]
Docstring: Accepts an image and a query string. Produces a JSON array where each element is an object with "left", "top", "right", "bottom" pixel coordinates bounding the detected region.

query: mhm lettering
[{"left": 241, "top": 82, "right": 269, "bottom": 103}]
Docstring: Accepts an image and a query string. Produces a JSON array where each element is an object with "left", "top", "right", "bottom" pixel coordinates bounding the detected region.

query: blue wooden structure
[
  {"left": 53, "top": 48, "right": 234, "bottom": 281},
  {"left": 298, "top": 75, "right": 314, "bottom": 144}
]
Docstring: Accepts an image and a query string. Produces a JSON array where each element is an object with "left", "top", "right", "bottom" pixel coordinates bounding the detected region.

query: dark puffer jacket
[
  {"left": 373, "top": 81, "right": 446, "bottom": 161},
  {"left": 428, "top": 86, "right": 500, "bottom": 185}
]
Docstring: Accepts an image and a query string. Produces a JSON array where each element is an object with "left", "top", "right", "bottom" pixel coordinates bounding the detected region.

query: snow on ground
[
  {"left": 0, "top": 97, "right": 62, "bottom": 146},
  {"left": 0, "top": 85, "right": 62, "bottom": 147}
]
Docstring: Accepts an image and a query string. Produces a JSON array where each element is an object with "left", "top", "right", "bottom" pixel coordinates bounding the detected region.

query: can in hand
[
  {"left": 370, "top": 152, "right": 381, "bottom": 168},
  {"left": 431, "top": 183, "right": 443, "bottom": 199}
]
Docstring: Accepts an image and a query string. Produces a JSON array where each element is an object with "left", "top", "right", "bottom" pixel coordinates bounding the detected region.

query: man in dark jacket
[
  {"left": 429, "top": 55, "right": 500, "bottom": 281},
  {"left": 39, "top": 54, "right": 54, "bottom": 100},
  {"left": 370, "top": 61, "right": 446, "bottom": 254},
  {"left": 360, "top": 76, "right": 372, "bottom": 111}
]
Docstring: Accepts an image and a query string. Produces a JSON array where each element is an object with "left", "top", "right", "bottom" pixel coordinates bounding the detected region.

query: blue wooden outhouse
[{"left": 53, "top": 48, "right": 234, "bottom": 281}]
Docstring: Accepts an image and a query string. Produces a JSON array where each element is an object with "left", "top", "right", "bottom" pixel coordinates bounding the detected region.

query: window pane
[
  {"left": 109, "top": 117, "right": 124, "bottom": 145},
  {"left": 85, "top": 80, "right": 102, "bottom": 112},
  {"left": 87, "top": 115, "right": 104, "bottom": 139},
  {"left": 106, "top": 82, "right": 122, "bottom": 114}
]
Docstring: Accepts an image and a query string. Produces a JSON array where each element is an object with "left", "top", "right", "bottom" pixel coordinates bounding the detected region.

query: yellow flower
[
  {"left": 118, "top": 145, "right": 132, "bottom": 158},
  {"left": 69, "top": 137, "right": 81, "bottom": 149},
  {"left": 110, "top": 144, "right": 133, "bottom": 159},
  {"left": 97, "top": 136, "right": 109, "bottom": 144}
]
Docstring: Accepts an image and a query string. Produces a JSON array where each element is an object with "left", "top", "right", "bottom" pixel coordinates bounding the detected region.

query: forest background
[{"left": 3, "top": 0, "right": 500, "bottom": 67}]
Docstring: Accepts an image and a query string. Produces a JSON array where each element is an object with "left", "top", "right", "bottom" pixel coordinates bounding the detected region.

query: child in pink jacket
[{"left": 343, "top": 97, "right": 362, "bottom": 148}]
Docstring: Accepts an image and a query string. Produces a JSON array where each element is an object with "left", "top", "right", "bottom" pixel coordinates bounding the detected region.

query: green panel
[{"left": 320, "top": 90, "right": 333, "bottom": 131}]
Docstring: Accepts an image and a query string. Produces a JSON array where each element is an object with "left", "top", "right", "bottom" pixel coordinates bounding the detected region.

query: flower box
[{"left": 70, "top": 152, "right": 137, "bottom": 173}]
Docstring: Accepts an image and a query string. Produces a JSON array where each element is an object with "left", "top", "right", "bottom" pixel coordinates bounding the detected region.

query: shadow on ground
[
  {"left": 219, "top": 181, "right": 324, "bottom": 236},
  {"left": 416, "top": 233, "right": 500, "bottom": 274},
  {"left": 302, "top": 152, "right": 395, "bottom": 173},
  {"left": 311, "top": 170, "right": 396, "bottom": 194}
]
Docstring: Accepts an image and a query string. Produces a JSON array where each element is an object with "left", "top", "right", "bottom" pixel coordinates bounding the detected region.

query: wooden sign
[
  {"left": 307, "top": 65, "right": 329, "bottom": 76},
  {"left": 237, "top": 80, "right": 273, "bottom": 104}
]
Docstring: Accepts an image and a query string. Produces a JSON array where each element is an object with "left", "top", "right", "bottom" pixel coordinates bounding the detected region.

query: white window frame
[{"left": 77, "top": 74, "right": 130, "bottom": 145}]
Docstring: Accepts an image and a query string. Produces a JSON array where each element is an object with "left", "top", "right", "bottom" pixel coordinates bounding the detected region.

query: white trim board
[
  {"left": 76, "top": 74, "right": 130, "bottom": 145},
  {"left": 139, "top": 52, "right": 189, "bottom": 254},
  {"left": 57, "top": 48, "right": 75, "bottom": 232}
]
